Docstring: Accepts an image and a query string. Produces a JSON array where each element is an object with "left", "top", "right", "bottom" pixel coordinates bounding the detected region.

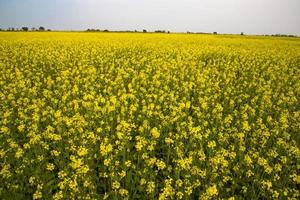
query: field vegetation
[{"left": 0, "top": 32, "right": 299, "bottom": 199}]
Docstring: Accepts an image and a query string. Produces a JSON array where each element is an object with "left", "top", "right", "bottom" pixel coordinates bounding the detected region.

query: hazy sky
[{"left": 0, "top": 0, "right": 299, "bottom": 35}]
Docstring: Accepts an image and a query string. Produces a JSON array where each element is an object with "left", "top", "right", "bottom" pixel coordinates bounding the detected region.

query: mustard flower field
[{"left": 0, "top": 32, "right": 299, "bottom": 199}]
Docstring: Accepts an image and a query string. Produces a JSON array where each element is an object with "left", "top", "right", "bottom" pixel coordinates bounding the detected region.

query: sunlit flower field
[{"left": 0, "top": 32, "right": 299, "bottom": 199}]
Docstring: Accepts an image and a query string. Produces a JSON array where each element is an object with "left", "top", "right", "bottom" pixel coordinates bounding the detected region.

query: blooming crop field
[{"left": 0, "top": 32, "right": 299, "bottom": 200}]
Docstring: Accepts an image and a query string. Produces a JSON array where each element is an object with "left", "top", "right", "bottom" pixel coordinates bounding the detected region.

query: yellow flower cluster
[{"left": 0, "top": 32, "right": 299, "bottom": 199}]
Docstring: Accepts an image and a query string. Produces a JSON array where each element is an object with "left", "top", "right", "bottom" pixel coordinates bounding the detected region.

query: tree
[
  {"left": 22, "top": 27, "right": 29, "bottom": 31},
  {"left": 241, "top": 32, "right": 244, "bottom": 36},
  {"left": 213, "top": 32, "right": 217, "bottom": 35},
  {"left": 143, "top": 29, "right": 147, "bottom": 33},
  {"left": 155, "top": 30, "right": 166, "bottom": 33},
  {"left": 39, "top": 26, "right": 45, "bottom": 31}
]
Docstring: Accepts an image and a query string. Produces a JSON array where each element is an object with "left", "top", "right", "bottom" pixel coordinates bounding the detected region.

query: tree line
[
  {"left": 0, "top": 27, "right": 51, "bottom": 32},
  {"left": 0, "top": 28, "right": 298, "bottom": 37},
  {"left": 85, "top": 29, "right": 172, "bottom": 33}
]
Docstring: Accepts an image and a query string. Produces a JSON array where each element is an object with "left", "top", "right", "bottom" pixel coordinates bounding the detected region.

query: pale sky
[{"left": 0, "top": 0, "right": 299, "bottom": 35}]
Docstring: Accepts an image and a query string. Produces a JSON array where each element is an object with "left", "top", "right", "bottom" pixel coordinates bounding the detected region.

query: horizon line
[{"left": 1, "top": 28, "right": 299, "bottom": 37}]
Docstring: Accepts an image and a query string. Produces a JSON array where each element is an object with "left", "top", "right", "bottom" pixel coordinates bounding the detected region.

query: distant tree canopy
[
  {"left": 85, "top": 29, "right": 112, "bottom": 32},
  {"left": 269, "top": 34, "right": 297, "bottom": 37},
  {"left": 155, "top": 30, "right": 166, "bottom": 33},
  {"left": 5, "top": 26, "right": 50, "bottom": 32},
  {"left": 21, "top": 27, "right": 29, "bottom": 31},
  {"left": 85, "top": 29, "right": 170, "bottom": 33},
  {"left": 86, "top": 29, "right": 101, "bottom": 32}
]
